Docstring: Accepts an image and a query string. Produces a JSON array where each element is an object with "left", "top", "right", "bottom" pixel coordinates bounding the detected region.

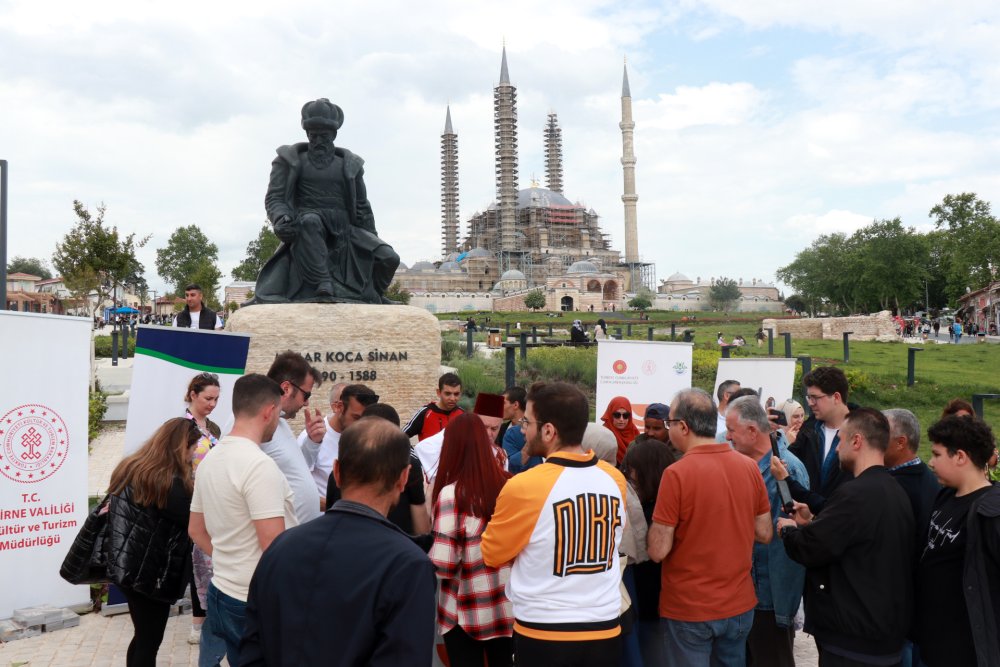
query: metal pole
[
  {"left": 519, "top": 332, "right": 528, "bottom": 361},
  {"left": 0, "top": 160, "right": 7, "bottom": 311},
  {"left": 721, "top": 345, "right": 731, "bottom": 358},
  {"left": 122, "top": 324, "right": 129, "bottom": 360},
  {"left": 907, "top": 347, "right": 923, "bottom": 386},
  {"left": 505, "top": 322, "right": 511, "bottom": 338},
  {"left": 972, "top": 394, "right": 1000, "bottom": 418},
  {"left": 627, "top": 323, "right": 632, "bottom": 336},
  {"left": 531, "top": 325, "right": 537, "bottom": 343},
  {"left": 548, "top": 324, "right": 553, "bottom": 337},
  {"left": 505, "top": 346, "right": 516, "bottom": 388},
  {"left": 466, "top": 327, "right": 473, "bottom": 358},
  {"left": 842, "top": 331, "right": 853, "bottom": 363},
  {"left": 647, "top": 327, "right": 653, "bottom": 341},
  {"left": 782, "top": 332, "right": 792, "bottom": 358},
  {"left": 111, "top": 330, "right": 119, "bottom": 366},
  {"left": 767, "top": 328, "right": 774, "bottom": 356},
  {"left": 670, "top": 322, "right": 676, "bottom": 341},
  {"left": 615, "top": 327, "right": 622, "bottom": 338}
]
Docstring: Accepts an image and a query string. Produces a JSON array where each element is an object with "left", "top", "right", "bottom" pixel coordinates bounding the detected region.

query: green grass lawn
[{"left": 441, "top": 310, "right": 1000, "bottom": 460}]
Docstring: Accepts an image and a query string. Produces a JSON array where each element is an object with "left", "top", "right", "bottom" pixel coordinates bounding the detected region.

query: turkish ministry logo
[
  {"left": 613, "top": 360, "right": 628, "bottom": 374},
  {"left": 0, "top": 404, "right": 69, "bottom": 484},
  {"left": 642, "top": 360, "right": 657, "bottom": 376}
]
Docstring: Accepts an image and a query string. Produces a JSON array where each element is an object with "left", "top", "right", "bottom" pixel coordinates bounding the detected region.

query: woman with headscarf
[
  {"left": 570, "top": 319, "right": 588, "bottom": 344},
  {"left": 601, "top": 396, "right": 640, "bottom": 464}
]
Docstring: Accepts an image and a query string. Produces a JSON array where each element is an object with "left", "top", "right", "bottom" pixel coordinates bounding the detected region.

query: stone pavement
[{"left": 3, "top": 422, "right": 821, "bottom": 666}]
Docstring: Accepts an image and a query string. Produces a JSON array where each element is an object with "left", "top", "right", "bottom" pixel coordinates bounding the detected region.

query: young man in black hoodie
[{"left": 778, "top": 407, "right": 914, "bottom": 666}]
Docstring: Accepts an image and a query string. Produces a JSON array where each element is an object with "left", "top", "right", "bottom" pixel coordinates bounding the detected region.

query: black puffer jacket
[{"left": 105, "top": 478, "right": 192, "bottom": 603}]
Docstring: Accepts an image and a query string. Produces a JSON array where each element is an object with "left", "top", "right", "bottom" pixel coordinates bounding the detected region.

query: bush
[
  {"left": 450, "top": 357, "right": 506, "bottom": 407},
  {"left": 520, "top": 346, "right": 597, "bottom": 386},
  {"left": 89, "top": 389, "right": 107, "bottom": 443},
  {"left": 94, "top": 334, "right": 136, "bottom": 358},
  {"left": 691, "top": 348, "right": 722, "bottom": 393},
  {"left": 441, "top": 338, "right": 463, "bottom": 363}
]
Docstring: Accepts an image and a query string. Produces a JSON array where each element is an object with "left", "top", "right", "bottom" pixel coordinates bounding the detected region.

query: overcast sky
[{"left": 2, "top": 0, "right": 999, "bottom": 298}]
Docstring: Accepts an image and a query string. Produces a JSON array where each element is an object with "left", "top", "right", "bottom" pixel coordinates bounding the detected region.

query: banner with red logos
[
  {"left": 595, "top": 339, "right": 693, "bottom": 427},
  {"left": 0, "top": 311, "right": 91, "bottom": 616}
]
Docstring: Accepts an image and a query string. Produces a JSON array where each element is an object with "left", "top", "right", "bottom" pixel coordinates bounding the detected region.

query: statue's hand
[{"left": 274, "top": 216, "right": 297, "bottom": 243}]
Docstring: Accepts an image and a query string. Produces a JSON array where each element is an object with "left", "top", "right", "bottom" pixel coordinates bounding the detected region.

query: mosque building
[{"left": 395, "top": 49, "right": 653, "bottom": 313}]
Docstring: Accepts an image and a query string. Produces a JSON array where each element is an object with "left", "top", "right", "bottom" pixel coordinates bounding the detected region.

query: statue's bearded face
[{"left": 306, "top": 129, "right": 337, "bottom": 168}]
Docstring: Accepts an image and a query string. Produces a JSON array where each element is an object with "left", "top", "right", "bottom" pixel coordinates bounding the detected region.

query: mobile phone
[
  {"left": 770, "top": 436, "right": 796, "bottom": 514},
  {"left": 769, "top": 408, "right": 788, "bottom": 426}
]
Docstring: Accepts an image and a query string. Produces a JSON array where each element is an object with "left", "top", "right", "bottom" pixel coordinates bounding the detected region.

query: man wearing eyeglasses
[
  {"left": 771, "top": 366, "right": 854, "bottom": 515},
  {"left": 647, "top": 388, "right": 771, "bottom": 666},
  {"left": 262, "top": 351, "right": 324, "bottom": 525}
]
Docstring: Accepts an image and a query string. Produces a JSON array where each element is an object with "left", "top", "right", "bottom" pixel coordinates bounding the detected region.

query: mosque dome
[
  {"left": 466, "top": 247, "right": 491, "bottom": 259},
  {"left": 438, "top": 261, "right": 463, "bottom": 271},
  {"left": 516, "top": 187, "right": 574, "bottom": 209},
  {"left": 500, "top": 269, "right": 526, "bottom": 281},
  {"left": 665, "top": 271, "right": 691, "bottom": 283},
  {"left": 410, "top": 260, "right": 436, "bottom": 271},
  {"left": 397, "top": 262, "right": 408, "bottom": 271},
  {"left": 567, "top": 260, "right": 600, "bottom": 274}
]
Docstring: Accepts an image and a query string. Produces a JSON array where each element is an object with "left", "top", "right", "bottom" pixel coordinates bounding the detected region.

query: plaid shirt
[{"left": 429, "top": 483, "right": 514, "bottom": 640}]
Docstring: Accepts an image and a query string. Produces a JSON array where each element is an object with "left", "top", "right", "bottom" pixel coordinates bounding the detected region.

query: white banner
[
  {"left": 595, "top": 339, "right": 693, "bottom": 424},
  {"left": 123, "top": 326, "right": 250, "bottom": 455},
  {"left": 714, "top": 358, "right": 798, "bottom": 409},
  {"left": 0, "top": 312, "right": 91, "bottom": 615}
]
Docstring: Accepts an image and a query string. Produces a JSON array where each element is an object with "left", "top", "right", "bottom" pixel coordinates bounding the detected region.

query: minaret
[
  {"left": 440, "top": 106, "right": 459, "bottom": 258},
  {"left": 620, "top": 61, "right": 639, "bottom": 264},
  {"left": 494, "top": 46, "right": 519, "bottom": 262},
  {"left": 544, "top": 112, "right": 563, "bottom": 194}
]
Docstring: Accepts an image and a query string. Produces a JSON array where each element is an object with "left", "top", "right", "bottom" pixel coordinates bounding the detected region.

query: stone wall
[
  {"left": 226, "top": 303, "right": 442, "bottom": 433},
  {"left": 762, "top": 311, "right": 899, "bottom": 342}
]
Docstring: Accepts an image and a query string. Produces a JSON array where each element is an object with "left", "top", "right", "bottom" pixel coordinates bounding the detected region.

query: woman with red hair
[
  {"left": 429, "top": 413, "right": 514, "bottom": 666},
  {"left": 601, "top": 396, "right": 640, "bottom": 464}
]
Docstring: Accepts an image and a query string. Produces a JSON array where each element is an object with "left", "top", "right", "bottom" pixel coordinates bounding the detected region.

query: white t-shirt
[
  {"left": 822, "top": 425, "right": 839, "bottom": 461},
  {"left": 173, "top": 309, "right": 223, "bottom": 329},
  {"left": 261, "top": 418, "right": 322, "bottom": 526},
  {"left": 297, "top": 418, "right": 341, "bottom": 497},
  {"left": 190, "top": 435, "right": 297, "bottom": 601}
]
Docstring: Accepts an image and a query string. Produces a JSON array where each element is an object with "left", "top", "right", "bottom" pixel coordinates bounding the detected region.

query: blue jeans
[
  {"left": 206, "top": 583, "right": 246, "bottom": 666},
  {"left": 662, "top": 609, "right": 754, "bottom": 667},
  {"left": 198, "top": 614, "right": 228, "bottom": 667}
]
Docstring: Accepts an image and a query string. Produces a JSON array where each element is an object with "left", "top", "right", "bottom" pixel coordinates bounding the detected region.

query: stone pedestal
[{"left": 225, "top": 304, "right": 440, "bottom": 430}]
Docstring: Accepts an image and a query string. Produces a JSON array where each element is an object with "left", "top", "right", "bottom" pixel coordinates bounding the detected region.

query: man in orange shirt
[{"left": 648, "top": 388, "right": 772, "bottom": 666}]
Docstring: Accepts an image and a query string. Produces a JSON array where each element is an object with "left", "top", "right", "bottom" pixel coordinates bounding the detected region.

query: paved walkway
[{"left": 4, "top": 425, "right": 821, "bottom": 666}]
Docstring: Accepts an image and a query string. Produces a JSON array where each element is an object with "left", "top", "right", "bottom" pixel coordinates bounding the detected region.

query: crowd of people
[{"left": 91, "top": 348, "right": 999, "bottom": 667}]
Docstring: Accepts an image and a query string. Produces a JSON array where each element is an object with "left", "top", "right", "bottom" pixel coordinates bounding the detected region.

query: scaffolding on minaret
[
  {"left": 544, "top": 112, "right": 563, "bottom": 194},
  {"left": 618, "top": 59, "right": 656, "bottom": 292},
  {"left": 440, "top": 106, "right": 460, "bottom": 258},
  {"left": 494, "top": 45, "right": 526, "bottom": 275}
]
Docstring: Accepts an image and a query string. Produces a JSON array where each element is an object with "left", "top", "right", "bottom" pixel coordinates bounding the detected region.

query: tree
[
  {"left": 784, "top": 294, "right": 808, "bottom": 313},
  {"left": 155, "top": 225, "right": 220, "bottom": 295},
  {"left": 384, "top": 280, "right": 412, "bottom": 305},
  {"left": 52, "top": 201, "right": 149, "bottom": 318},
  {"left": 7, "top": 256, "right": 52, "bottom": 280},
  {"left": 929, "top": 193, "right": 1000, "bottom": 302},
  {"left": 231, "top": 223, "right": 280, "bottom": 281},
  {"left": 628, "top": 295, "right": 652, "bottom": 310},
  {"left": 708, "top": 277, "right": 742, "bottom": 311},
  {"left": 524, "top": 289, "right": 546, "bottom": 311},
  {"left": 849, "top": 218, "right": 928, "bottom": 313}
]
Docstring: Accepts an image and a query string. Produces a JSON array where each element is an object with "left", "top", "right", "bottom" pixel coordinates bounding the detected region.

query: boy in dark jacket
[
  {"left": 778, "top": 408, "right": 914, "bottom": 665},
  {"left": 916, "top": 415, "right": 1000, "bottom": 667}
]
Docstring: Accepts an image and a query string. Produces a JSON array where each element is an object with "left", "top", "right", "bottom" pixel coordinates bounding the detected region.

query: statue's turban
[{"left": 301, "top": 98, "right": 344, "bottom": 131}]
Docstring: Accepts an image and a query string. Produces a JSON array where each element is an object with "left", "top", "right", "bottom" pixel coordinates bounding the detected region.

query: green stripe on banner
[{"left": 135, "top": 346, "right": 244, "bottom": 375}]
